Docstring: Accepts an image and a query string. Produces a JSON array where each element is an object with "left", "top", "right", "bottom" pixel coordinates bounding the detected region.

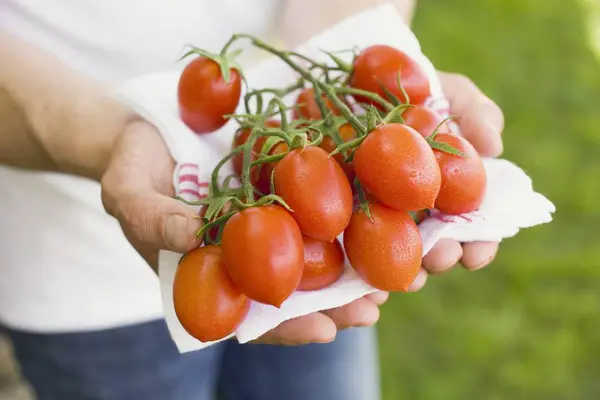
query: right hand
[{"left": 101, "top": 120, "right": 405, "bottom": 345}]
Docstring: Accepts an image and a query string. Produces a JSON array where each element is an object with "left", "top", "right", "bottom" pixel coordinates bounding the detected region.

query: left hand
[{"left": 408, "top": 71, "right": 505, "bottom": 291}]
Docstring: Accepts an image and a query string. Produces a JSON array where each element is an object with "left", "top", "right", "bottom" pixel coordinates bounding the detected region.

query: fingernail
[{"left": 165, "top": 214, "right": 191, "bottom": 251}]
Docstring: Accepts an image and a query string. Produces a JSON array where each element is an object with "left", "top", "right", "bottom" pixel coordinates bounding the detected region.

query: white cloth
[
  {"left": 114, "top": 4, "right": 554, "bottom": 352},
  {"left": 0, "top": 0, "right": 279, "bottom": 332}
]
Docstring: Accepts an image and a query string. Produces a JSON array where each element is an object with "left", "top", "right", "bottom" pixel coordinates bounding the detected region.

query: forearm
[
  {"left": 281, "top": 0, "right": 415, "bottom": 47},
  {"left": 0, "top": 31, "right": 137, "bottom": 180}
]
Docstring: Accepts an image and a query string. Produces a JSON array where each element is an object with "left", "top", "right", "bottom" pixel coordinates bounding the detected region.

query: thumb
[{"left": 115, "top": 190, "right": 203, "bottom": 254}]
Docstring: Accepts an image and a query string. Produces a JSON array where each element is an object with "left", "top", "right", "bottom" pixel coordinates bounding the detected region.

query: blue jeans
[{"left": 4, "top": 320, "right": 380, "bottom": 400}]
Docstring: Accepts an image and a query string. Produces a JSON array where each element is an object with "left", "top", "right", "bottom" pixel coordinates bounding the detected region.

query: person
[{"left": 0, "top": 0, "right": 505, "bottom": 399}]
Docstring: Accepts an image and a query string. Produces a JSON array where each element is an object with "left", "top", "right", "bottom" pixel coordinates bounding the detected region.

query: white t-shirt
[{"left": 0, "top": 0, "right": 280, "bottom": 332}]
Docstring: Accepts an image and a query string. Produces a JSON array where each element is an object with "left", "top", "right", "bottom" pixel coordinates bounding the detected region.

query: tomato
[
  {"left": 231, "top": 119, "right": 281, "bottom": 185},
  {"left": 432, "top": 133, "right": 487, "bottom": 215},
  {"left": 298, "top": 236, "right": 345, "bottom": 291},
  {"left": 349, "top": 45, "right": 430, "bottom": 106},
  {"left": 319, "top": 123, "right": 358, "bottom": 183},
  {"left": 173, "top": 246, "right": 250, "bottom": 342},
  {"left": 353, "top": 123, "right": 441, "bottom": 211},
  {"left": 403, "top": 106, "right": 449, "bottom": 137},
  {"left": 344, "top": 203, "right": 422, "bottom": 292},
  {"left": 274, "top": 146, "right": 353, "bottom": 242},
  {"left": 178, "top": 57, "right": 241, "bottom": 134},
  {"left": 293, "top": 88, "right": 348, "bottom": 120},
  {"left": 221, "top": 205, "right": 304, "bottom": 307}
]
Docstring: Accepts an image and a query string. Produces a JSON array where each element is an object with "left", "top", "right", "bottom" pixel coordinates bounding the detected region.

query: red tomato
[
  {"left": 298, "top": 236, "right": 345, "bottom": 291},
  {"left": 293, "top": 88, "right": 348, "bottom": 120},
  {"left": 221, "top": 205, "right": 304, "bottom": 307},
  {"left": 319, "top": 123, "right": 358, "bottom": 183},
  {"left": 353, "top": 123, "right": 441, "bottom": 211},
  {"left": 274, "top": 146, "right": 353, "bottom": 242},
  {"left": 173, "top": 246, "right": 250, "bottom": 342},
  {"left": 432, "top": 133, "right": 487, "bottom": 215},
  {"left": 178, "top": 57, "right": 241, "bottom": 134},
  {"left": 231, "top": 119, "right": 281, "bottom": 184},
  {"left": 344, "top": 203, "right": 422, "bottom": 292},
  {"left": 403, "top": 107, "right": 449, "bottom": 137},
  {"left": 349, "top": 45, "right": 430, "bottom": 106}
]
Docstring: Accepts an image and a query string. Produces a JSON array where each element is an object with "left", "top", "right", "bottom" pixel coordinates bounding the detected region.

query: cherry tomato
[
  {"left": 344, "top": 203, "right": 422, "bottom": 292},
  {"left": 221, "top": 205, "right": 304, "bottom": 307},
  {"left": 319, "top": 123, "right": 358, "bottom": 183},
  {"left": 353, "top": 123, "right": 441, "bottom": 211},
  {"left": 293, "top": 88, "right": 348, "bottom": 120},
  {"left": 349, "top": 45, "right": 430, "bottom": 106},
  {"left": 403, "top": 106, "right": 449, "bottom": 137},
  {"left": 231, "top": 120, "right": 281, "bottom": 185},
  {"left": 298, "top": 236, "right": 345, "bottom": 291},
  {"left": 274, "top": 146, "right": 353, "bottom": 242},
  {"left": 178, "top": 57, "right": 241, "bottom": 134},
  {"left": 173, "top": 245, "right": 250, "bottom": 342},
  {"left": 432, "top": 133, "right": 487, "bottom": 215}
]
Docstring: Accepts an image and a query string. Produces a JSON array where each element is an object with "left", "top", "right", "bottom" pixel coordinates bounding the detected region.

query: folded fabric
[{"left": 114, "top": 3, "right": 555, "bottom": 353}]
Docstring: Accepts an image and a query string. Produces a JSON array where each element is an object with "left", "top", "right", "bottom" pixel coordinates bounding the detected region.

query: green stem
[
  {"left": 230, "top": 33, "right": 367, "bottom": 136},
  {"left": 335, "top": 87, "right": 394, "bottom": 112},
  {"left": 240, "top": 129, "right": 257, "bottom": 203},
  {"left": 210, "top": 146, "right": 245, "bottom": 197}
]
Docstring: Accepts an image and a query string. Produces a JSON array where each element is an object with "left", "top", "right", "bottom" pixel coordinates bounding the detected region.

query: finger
[
  {"left": 251, "top": 313, "right": 337, "bottom": 346},
  {"left": 322, "top": 297, "right": 380, "bottom": 330},
  {"left": 439, "top": 72, "right": 504, "bottom": 157},
  {"left": 422, "top": 239, "right": 463, "bottom": 275},
  {"left": 406, "top": 268, "right": 428, "bottom": 292},
  {"left": 460, "top": 242, "right": 499, "bottom": 271},
  {"left": 365, "top": 291, "right": 389, "bottom": 306},
  {"left": 114, "top": 191, "right": 203, "bottom": 254}
]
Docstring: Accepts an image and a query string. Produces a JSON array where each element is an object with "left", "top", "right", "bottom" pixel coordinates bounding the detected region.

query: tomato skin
[
  {"left": 353, "top": 123, "right": 441, "bottom": 212},
  {"left": 298, "top": 236, "right": 345, "bottom": 291},
  {"left": 232, "top": 120, "right": 281, "bottom": 187},
  {"left": 293, "top": 88, "right": 348, "bottom": 120},
  {"left": 432, "top": 133, "right": 487, "bottom": 215},
  {"left": 403, "top": 107, "right": 449, "bottom": 138},
  {"left": 344, "top": 203, "right": 422, "bottom": 292},
  {"left": 349, "top": 45, "right": 430, "bottom": 106},
  {"left": 274, "top": 146, "right": 353, "bottom": 242},
  {"left": 319, "top": 123, "right": 358, "bottom": 183},
  {"left": 221, "top": 205, "right": 304, "bottom": 307},
  {"left": 178, "top": 57, "right": 241, "bottom": 134},
  {"left": 173, "top": 246, "right": 250, "bottom": 342}
]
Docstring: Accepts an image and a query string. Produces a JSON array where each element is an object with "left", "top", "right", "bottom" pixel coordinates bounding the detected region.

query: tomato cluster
[{"left": 172, "top": 38, "right": 487, "bottom": 342}]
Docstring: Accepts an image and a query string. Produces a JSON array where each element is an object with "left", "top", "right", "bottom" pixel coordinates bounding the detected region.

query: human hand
[
  {"left": 100, "top": 120, "right": 389, "bottom": 345},
  {"left": 414, "top": 72, "right": 505, "bottom": 287}
]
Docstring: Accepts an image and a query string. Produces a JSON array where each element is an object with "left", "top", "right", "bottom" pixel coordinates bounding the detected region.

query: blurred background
[
  {"left": 1, "top": 0, "right": 599, "bottom": 399},
  {"left": 378, "top": 0, "right": 600, "bottom": 398}
]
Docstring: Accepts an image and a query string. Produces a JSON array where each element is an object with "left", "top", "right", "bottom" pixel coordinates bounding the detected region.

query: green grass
[{"left": 378, "top": 0, "right": 600, "bottom": 398}]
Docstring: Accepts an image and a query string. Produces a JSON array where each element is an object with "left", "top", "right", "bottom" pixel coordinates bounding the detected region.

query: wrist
[{"left": 30, "top": 83, "right": 139, "bottom": 181}]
